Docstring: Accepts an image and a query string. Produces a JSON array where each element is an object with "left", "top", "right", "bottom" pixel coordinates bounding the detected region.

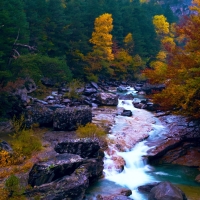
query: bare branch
[
  {"left": 12, "top": 49, "right": 20, "bottom": 58},
  {"left": 14, "top": 29, "right": 20, "bottom": 45},
  {"left": 14, "top": 43, "right": 37, "bottom": 52}
]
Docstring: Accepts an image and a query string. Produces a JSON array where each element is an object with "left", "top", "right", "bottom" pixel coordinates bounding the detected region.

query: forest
[
  {"left": 1, "top": 1, "right": 200, "bottom": 199},
  {"left": 0, "top": 0, "right": 200, "bottom": 121}
]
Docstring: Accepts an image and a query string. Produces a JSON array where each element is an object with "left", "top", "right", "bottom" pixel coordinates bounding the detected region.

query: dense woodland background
[
  {"left": 1, "top": 0, "right": 200, "bottom": 122},
  {"left": 0, "top": 0, "right": 176, "bottom": 83}
]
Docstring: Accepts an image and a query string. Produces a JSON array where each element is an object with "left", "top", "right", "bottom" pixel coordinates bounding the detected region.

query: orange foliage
[{"left": 145, "top": 2, "right": 200, "bottom": 119}]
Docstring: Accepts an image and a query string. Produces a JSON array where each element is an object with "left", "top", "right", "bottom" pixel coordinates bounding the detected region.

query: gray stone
[
  {"left": 28, "top": 153, "right": 84, "bottom": 187},
  {"left": 53, "top": 106, "right": 92, "bottom": 131},
  {"left": 96, "top": 92, "right": 118, "bottom": 106},
  {"left": 25, "top": 104, "right": 54, "bottom": 127},
  {"left": 0, "top": 140, "right": 13, "bottom": 153},
  {"left": 26, "top": 165, "right": 89, "bottom": 200},
  {"left": 54, "top": 138, "right": 101, "bottom": 158}
]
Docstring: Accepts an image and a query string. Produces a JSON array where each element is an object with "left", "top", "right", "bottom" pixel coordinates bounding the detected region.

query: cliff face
[{"left": 159, "top": 0, "right": 192, "bottom": 18}]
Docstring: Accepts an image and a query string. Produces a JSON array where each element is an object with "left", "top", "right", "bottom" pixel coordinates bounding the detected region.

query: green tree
[
  {"left": 10, "top": 54, "right": 72, "bottom": 83},
  {"left": 0, "top": 0, "right": 29, "bottom": 84},
  {"left": 25, "top": 0, "right": 47, "bottom": 49},
  {"left": 44, "top": 0, "right": 70, "bottom": 57}
]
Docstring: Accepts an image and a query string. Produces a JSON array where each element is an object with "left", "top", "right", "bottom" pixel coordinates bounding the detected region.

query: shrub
[
  {"left": 5, "top": 175, "right": 25, "bottom": 199},
  {"left": 76, "top": 122, "right": 107, "bottom": 140},
  {"left": 11, "top": 129, "right": 42, "bottom": 157},
  {"left": 64, "top": 79, "right": 84, "bottom": 100},
  {"left": 11, "top": 115, "right": 42, "bottom": 158}
]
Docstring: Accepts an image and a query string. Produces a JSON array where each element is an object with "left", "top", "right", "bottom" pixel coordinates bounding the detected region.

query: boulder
[
  {"left": 96, "top": 189, "right": 132, "bottom": 200},
  {"left": 0, "top": 121, "right": 13, "bottom": 133},
  {"left": 41, "top": 77, "right": 56, "bottom": 87},
  {"left": 28, "top": 153, "right": 84, "bottom": 187},
  {"left": 117, "top": 86, "right": 128, "bottom": 93},
  {"left": 133, "top": 102, "right": 146, "bottom": 109},
  {"left": 145, "top": 102, "right": 159, "bottom": 111},
  {"left": 54, "top": 138, "right": 101, "bottom": 158},
  {"left": 118, "top": 94, "right": 134, "bottom": 100},
  {"left": 91, "top": 82, "right": 99, "bottom": 90},
  {"left": 148, "top": 181, "right": 187, "bottom": 200},
  {"left": 96, "top": 195, "right": 132, "bottom": 200},
  {"left": 81, "top": 158, "right": 104, "bottom": 183},
  {"left": 27, "top": 138, "right": 104, "bottom": 200},
  {"left": 0, "top": 140, "right": 13, "bottom": 153},
  {"left": 25, "top": 104, "right": 54, "bottom": 127},
  {"left": 96, "top": 92, "right": 118, "bottom": 106},
  {"left": 24, "top": 78, "right": 37, "bottom": 93},
  {"left": 26, "top": 165, "right": 89, "bottom": 200},
  {"left": 138, "top": 183, "right": 159, "bottom": 193},
  {"left": 53, "top": 106, "right": 92, "bottom": 131},
  {"left": 121, "top": 110, "right": 132, "bottom": 117},
  {"left": 83, "top": 87, "right": 97, "bottom": 96}
]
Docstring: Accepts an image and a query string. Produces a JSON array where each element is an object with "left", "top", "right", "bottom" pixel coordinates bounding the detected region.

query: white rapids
[{"left": 103, "top": 90, "right": 167, "bottom": 199}]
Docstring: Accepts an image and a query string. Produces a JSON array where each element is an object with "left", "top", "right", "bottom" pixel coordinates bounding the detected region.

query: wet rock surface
[
  {"left": 28, "top": 153, "right": 85, "bottom": 186},
  {"left": 146, "top": 115, "right": 200, "bottom": 167},
  {"left": 26, "top": 138, "right": 104, "bottom": 200},
  {"left": 96, "top": 92, "right": 118, "bottom": 106},
  {"left": 148, "top": 181, "right": 187, "bottom": 200},
  {"left": 93, "top": 188, "right": 132, "bottom": 200},
  {"left": 26, "top": 166, "right": 89, "bottom": 200}
]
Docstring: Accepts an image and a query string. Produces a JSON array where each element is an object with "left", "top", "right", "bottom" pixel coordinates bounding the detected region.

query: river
[{"left": 86, "top": 86, "right": 200, "bottom": 200}]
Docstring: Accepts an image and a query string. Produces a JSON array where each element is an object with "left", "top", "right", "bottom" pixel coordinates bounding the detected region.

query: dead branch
[{"left": 14, "top": 43, "right": 37, "bottom": 52}]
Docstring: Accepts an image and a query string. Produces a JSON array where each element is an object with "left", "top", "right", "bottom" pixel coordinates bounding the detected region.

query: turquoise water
[{"left": 85, "top": 87, "right": 200, "bottom": 199}]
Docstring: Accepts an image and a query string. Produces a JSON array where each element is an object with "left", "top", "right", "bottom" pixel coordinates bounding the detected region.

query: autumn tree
[
  {"left": 123, "top": 33, "right": 134, "bottom": 56},
  {"left": 84, "top": 13, "right": 114, "bottom": 80},
  {"left": 144, "top": 0, "right": 200, "bottom": 121},
  {"left": 144, "top": 15, "right": 175, "bottom": 84},
  {"left": 89, "top": 13, "right": 114, "bottom": 61}
]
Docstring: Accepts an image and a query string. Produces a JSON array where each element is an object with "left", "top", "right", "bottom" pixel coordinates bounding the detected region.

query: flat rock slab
[{"left": 28, "top": 153, "right": 84, "bottom": 187}]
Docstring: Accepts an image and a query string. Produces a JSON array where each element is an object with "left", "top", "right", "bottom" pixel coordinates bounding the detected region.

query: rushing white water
[{"left": 103, "top": 87, "right": 167, "bottom": 199}]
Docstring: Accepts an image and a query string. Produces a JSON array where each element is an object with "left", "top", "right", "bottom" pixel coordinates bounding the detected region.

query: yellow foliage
[
  {"left": 11, "top": 129, "right": 42, "bottom": 157},
  {"left": 133, "top": 54, "right": 143, "bottom": 67},
  {"left": 89, "top": 13, "right": 114, "bottom": 61},
  {"left": 123, "top": 33, "right": 134, "bottom": 54},
  {"left": 0, "top": 187, "right": 9, "bottom": 200},
  {"left": 0, "top": 150, "right": 12, "bottom": 167},
  {"left": 153, "top": 15, "right": 169, "bottom": 35},
  {"left": 140, "top": 0, "right": 149, "bottom": 3},
  {"left": 0, "top": 160, "right": 34, "bottom": 179},
  {"left": 76, "top": 123, "right": 107, "bottom": 139},
  {"left": 156, "top": 51, "right": 167, "bottom": 61},
  {"left": 161, "top": 36, "right": 176, "bottom": 50},
  {"left": 124, "top": 33, "right": 133, "bottom": 44}
]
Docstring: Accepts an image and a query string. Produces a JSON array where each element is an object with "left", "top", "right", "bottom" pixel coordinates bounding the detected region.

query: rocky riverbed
[{"left": 1, "top": 80, "right": 200, "bottom": 199}]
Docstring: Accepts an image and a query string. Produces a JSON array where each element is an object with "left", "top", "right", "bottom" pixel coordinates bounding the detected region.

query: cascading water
[
  {"left": 104, "top": 94, "right": 167, "bottom": 199},
  {"left": 86, "top": 86, "right": 200, "bottom": 200}
]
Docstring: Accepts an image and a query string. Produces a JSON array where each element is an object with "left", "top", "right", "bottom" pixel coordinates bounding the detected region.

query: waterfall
[
  {"left": 86, "top": 86, "right": 200, "bottom": 200},
  {"left": 103, "top": 90, "right": 167, "bottom": 199}
]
